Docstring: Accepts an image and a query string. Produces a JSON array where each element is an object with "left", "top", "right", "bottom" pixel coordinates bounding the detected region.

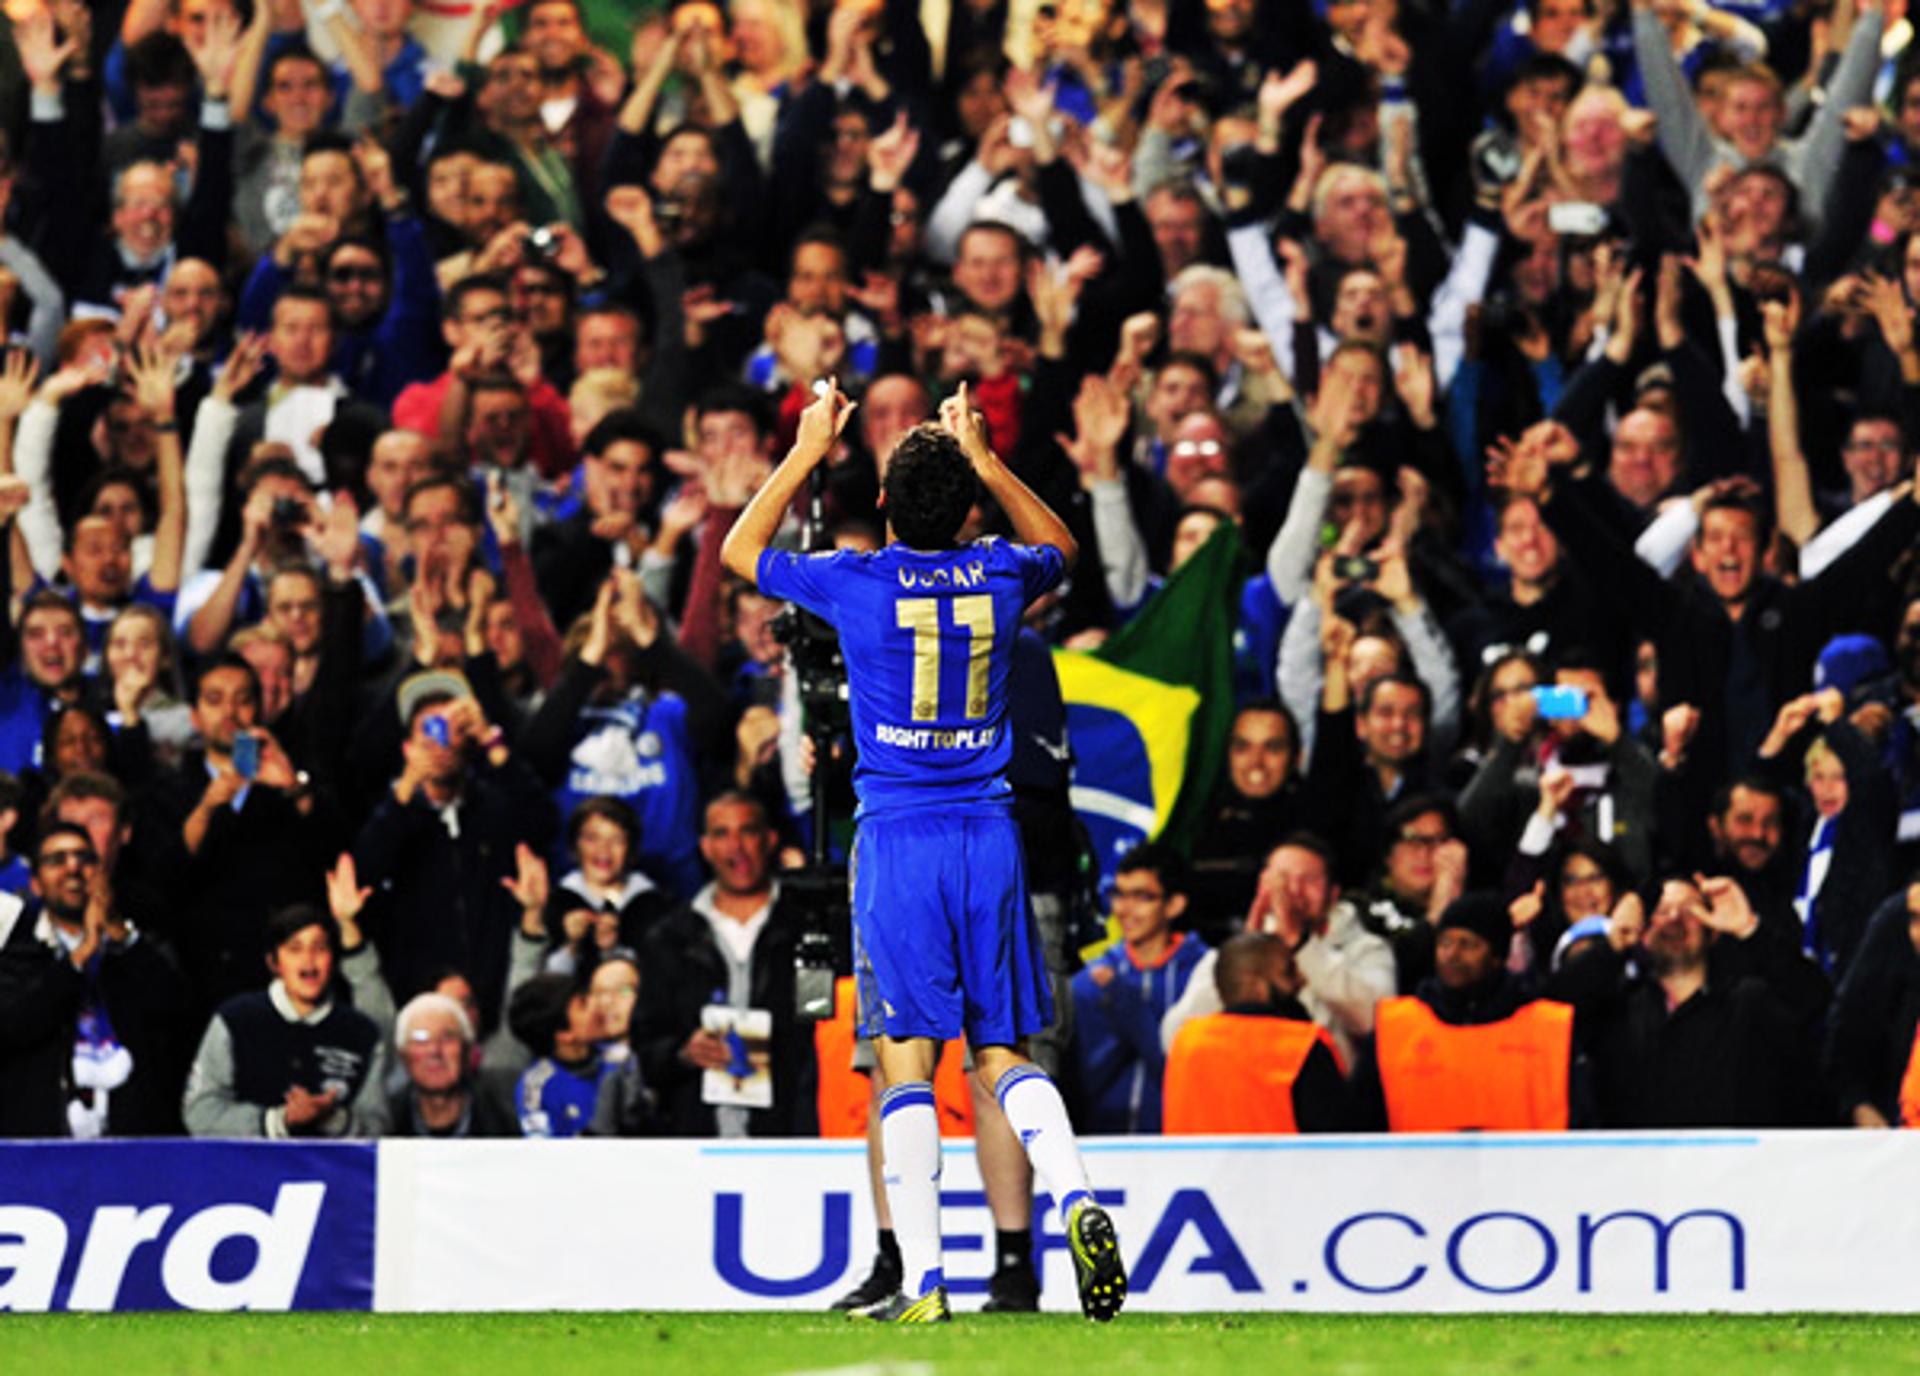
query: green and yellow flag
[{"left": 1054, "top": 523, "right": 1242, "bottom": 891}]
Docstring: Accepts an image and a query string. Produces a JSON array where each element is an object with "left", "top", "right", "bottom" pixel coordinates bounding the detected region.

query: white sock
[
  {"left": 880, "top": 1082, "right": 944, "bottom": 1296},
  {"left": 995, "top": 1064, "right": 1094, "bottom": 1225}
]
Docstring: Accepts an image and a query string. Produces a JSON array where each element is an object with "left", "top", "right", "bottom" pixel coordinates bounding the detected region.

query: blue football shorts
[{"left": 850, "top": 807, "right": 1054, "bottom": 1046}]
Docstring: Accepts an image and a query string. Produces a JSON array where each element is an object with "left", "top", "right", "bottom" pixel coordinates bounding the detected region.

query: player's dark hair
[{"left": 883, "top": 424, "right": 976, "bottom": 550}]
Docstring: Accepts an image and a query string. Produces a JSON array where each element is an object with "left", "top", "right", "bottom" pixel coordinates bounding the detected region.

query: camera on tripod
[
  {"left": 777, "top": 468, "right": 854, "bottom": 1022},
  {"left": 770, "top": 604, "right": 849, "bottom": 740}
]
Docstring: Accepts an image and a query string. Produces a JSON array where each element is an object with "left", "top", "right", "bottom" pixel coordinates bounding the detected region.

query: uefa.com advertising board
[{"left": 5, "top": 1134, "right": 1920, "bottom": 1313}]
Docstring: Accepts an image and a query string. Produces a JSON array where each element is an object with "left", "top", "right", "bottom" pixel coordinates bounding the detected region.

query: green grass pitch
[{"left": 8, "top": 1313, "right": 1920, "bottom": 1374}]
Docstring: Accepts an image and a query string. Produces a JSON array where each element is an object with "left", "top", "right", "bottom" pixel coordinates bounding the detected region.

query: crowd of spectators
[{"left": 6, "top": 0, "right": 1920, "bottom": 1142}]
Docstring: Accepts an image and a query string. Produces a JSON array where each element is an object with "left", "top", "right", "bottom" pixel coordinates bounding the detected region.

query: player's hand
[
  {"left": 795, "top": 376, "right": 856, "bottom": 461},
  {"left": 938, "top": 380, "right": 995, "bottom": 472}
]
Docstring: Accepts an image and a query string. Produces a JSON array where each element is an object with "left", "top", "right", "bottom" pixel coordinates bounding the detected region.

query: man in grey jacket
[{"left": 1633, "top": 0, "right": 1884, "bottom": 236}]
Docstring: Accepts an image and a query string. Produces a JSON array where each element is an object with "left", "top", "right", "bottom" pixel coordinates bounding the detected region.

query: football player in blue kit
[{"left": 722, "top": 380, "right": 1125, "bottom": 1324}]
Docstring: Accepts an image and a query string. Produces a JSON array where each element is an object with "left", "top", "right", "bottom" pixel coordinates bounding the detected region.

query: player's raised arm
[
  {"left": 941, "top": 382, "right": 1079, "bottom": 570},
  {"left": 720, "top": 380, "right": 858, "bottom": 583}
]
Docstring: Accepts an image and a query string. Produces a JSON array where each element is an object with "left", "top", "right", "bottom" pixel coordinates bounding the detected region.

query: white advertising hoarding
[{"left": 372, "top": 1133, "right": 1920, "bottom": 1312}]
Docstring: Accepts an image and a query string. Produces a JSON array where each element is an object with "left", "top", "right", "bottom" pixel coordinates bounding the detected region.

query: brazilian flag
[{"left": 1054, "top": 523, "right": 1242, "bottom": 895}]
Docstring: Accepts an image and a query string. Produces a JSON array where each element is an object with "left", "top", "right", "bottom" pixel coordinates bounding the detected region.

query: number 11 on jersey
[{"left": 897, "top": 594, "right": 994, "bottom": 722}]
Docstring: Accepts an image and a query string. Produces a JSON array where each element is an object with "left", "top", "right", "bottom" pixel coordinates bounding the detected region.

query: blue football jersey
[{"left": 758, "top": 539, "right": 1065, "bottom": 814}]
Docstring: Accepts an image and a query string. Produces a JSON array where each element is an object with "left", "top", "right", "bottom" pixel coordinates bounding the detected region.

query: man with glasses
[
  {"left": 392, "top": 273, "right": 576, "bottom": 478},
  {"left": 513, "top": 260, "right": 576, "bottom": 387},
  {"left": 383, "top": 990, "right": 519, "bottom": 1137},
  {"left": 1070, "top": 844, "right": 1210, "bottom": 1134},
  {"left": 1837, "top": 414, "right": 1906, "bottom": 512},
  {"left": 1788, "top": 415, "right": 1917, "bottom": 580},
  {"left": 319, "top": 228, "right": 443, "bottom": 407},
  {"left": 0, "top": 822, "right": 195, "bottom": 1136},
  {"left": 1354, "top": 795, "right": 1469, "bottom": 991}
]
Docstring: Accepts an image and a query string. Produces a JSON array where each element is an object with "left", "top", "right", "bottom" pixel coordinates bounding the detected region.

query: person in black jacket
[
  {"left": 351, "top": 669, "right": 559, "bottom": 1035},
  {"left": 1305, "top": 667, "right": 1438, "bottom": 886},
  {"left": 1547, "top": 872, "right": 1833, "bottom": 1127},
  {"left": 1187, "top": 700, "right": 1307, "bottom": 944},
  {"left": 530, "top": 409, "right": 665, "bottom": 631},
  {"left": 138, "top": 654, "right": 334, "bottom": 1009},
  {"left": 540, "top": 796, "right": 676, "bottom": 968},
  {"left": 634, "top": 791, "right": 817, "bottom": 1137},
  {"left": 1507, "top": 425, "right": 1920, "bottom": 795},
  {"left": 24, "top": 37, "right": 233, "bottom": 317},
  {"left": 1753, "top": 689, "right": 1896, "bottom": 981},
  {"left": 1825, "top": 890, "right": 1920, "bottom": 1129},
  {"left": 0, "top": 822, "right": 195, "bottom": 1137}
]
